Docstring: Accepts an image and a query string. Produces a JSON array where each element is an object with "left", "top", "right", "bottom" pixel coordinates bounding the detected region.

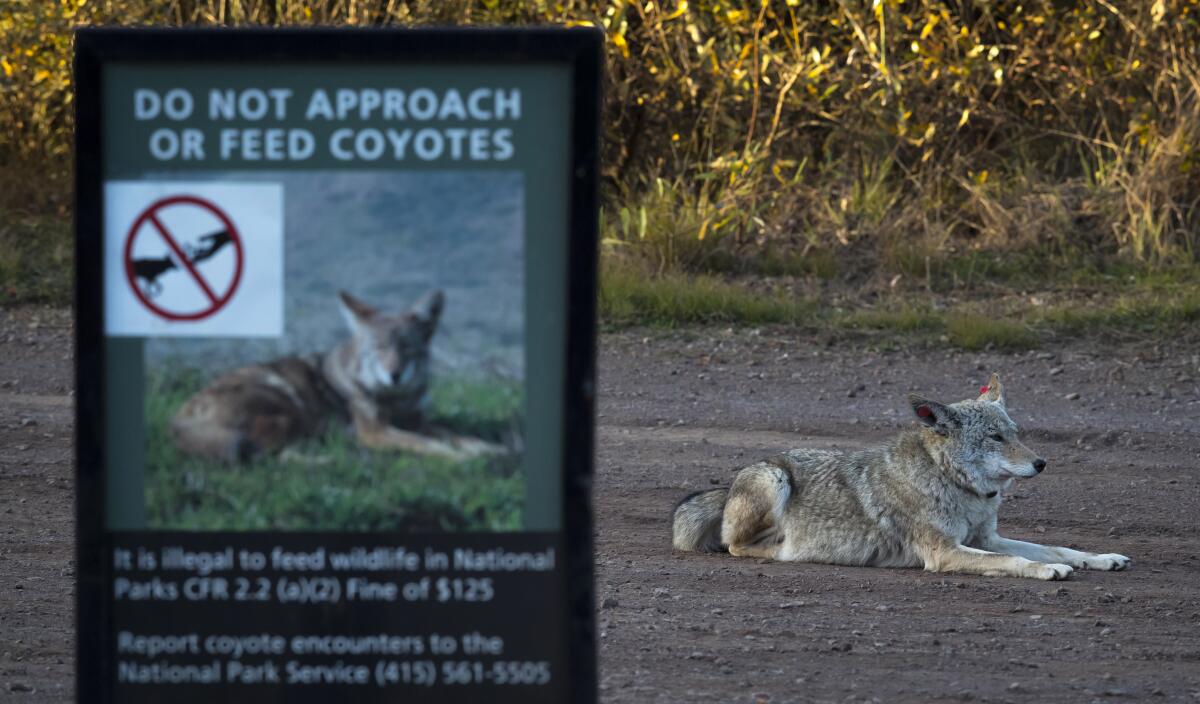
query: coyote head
[
  {"left": 337, "top": 289, "right": 444, "bottom": 402},
  {"left": 908, "top": 372, "right": 1046, "bottom": 490}
]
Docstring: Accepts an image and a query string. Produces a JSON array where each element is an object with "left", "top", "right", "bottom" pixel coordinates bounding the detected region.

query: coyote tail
[{"left": 672, "top": 488, "right": 729, "bottom": 553}]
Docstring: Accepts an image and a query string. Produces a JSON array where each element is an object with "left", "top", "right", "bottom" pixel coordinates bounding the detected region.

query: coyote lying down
[
  {"left": 673, "top": 374, "right": 1130, "bottom": 580},
  {"left": 171, "top": 289, "right": 504, "bottom": 463}
]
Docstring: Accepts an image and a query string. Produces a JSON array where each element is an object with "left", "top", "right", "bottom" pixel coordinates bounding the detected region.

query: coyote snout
[
  {"left": 171, "top": 289, "right": 506, "bottom": 463},
  {"left": 991, "top": 445, "right": 1045, "bottom": 479},
  {"left": 673, "top": 372, "right": 1132, "bottom": 580}
]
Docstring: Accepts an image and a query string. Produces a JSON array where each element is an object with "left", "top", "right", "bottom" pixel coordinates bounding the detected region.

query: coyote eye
[{"left": 989, "top": 433, "right": 1005, "bottom": 442}]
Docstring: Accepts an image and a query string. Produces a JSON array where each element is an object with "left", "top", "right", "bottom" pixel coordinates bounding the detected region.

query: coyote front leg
[
  {"left": 976, "top": 533, "right": 1130, "bottom": 571},
  {"left": 922, "top": 542, "right": 1074, "bottom": 581},
  {"left": 352, "top": 412, "right": 473, "bottom": 461},
  {"left": 423, "top": 426, "right": 508, "bottom": 459}
]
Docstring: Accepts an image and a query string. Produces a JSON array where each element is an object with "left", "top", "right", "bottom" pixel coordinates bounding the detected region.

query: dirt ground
[{"left": 2, "top": 307, "right": 1200, "bottom": 702}]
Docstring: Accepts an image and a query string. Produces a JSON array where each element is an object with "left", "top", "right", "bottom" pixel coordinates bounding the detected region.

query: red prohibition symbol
[{"left": 123, "top": 195, "right": 244, "bottom": 321}]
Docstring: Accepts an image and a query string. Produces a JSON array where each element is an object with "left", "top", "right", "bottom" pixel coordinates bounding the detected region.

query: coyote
[
  {"left": 673, "top": 374, "right": 1130, "bottom": 580},
  {"left": 171, "top": 289, "right": 504, "bottom": 463}
]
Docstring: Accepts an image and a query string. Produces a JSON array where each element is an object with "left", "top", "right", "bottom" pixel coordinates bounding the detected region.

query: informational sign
[{"left": 75, "top": 29, "right": 601, "bottom": 704}]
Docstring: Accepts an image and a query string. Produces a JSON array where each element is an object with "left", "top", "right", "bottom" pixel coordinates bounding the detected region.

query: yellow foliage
[
  {"left": 663, "top": 1, "right": 687, "bottom": 21},
  {"left": 0, "top": 0, "right": 1199, "bottom": 262},
  {"left": 611, "top": 30, "right": 630, "bottom": 59}
]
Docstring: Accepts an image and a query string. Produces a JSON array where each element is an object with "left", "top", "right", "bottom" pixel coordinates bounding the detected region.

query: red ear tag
[
  {"left": 917, "top": 406, "right": 932, "bottom": 418},
  {"left": 980, "top": 385, "right": 990, "bottom": 394}
]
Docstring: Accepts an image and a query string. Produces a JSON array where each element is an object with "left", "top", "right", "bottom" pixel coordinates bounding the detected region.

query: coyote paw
[
  {"left": 450, "top": 437, "right": 509, "bottom": 459},
  {"left": 1033, "top": 563, "right": 1074, "bottom": 581},
  {"left": 1080, "top": 553, "right": 1131, "bottom": 571}
]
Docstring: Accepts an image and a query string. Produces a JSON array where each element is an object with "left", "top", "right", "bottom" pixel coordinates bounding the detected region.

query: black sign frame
[{"left": 75, "top": 27, "right": 600, "bottom": 703}]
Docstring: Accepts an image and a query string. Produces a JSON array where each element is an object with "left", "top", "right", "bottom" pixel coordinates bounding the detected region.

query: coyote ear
[
  {"left": 978, "top": 372, "right": 1005, "bottom": 406},
  {"left": 908, "top": 394, "right": 959, "bottom": 434},
  {"left": 337, "top": 290, "right": 377, "bottom": 332},
  {"left": 408, "top": 289, "right": 445, "bottom": 339}
]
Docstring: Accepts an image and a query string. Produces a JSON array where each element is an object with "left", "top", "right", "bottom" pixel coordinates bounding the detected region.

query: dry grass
[
  {"left": 4, "top": 1, "right": 1200, "bottom": 322},
  {"left": 0, "top": 210, "right": 72, "bottom": 306},
  {"left": 599, "top": 258, "right": 817, "bottom": 327}
]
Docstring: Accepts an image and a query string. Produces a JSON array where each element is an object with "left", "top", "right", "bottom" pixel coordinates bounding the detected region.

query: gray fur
[
  {"left": 672, "top": 489, "right": 729, "bottom": 553},
  {"left": 672, "top": 373, "right": 1132, "bottom": 580}
]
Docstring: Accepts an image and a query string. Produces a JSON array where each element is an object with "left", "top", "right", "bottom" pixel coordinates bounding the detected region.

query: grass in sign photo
[{"left": 145, "top": 366, "right": 524, "bottom": 531}]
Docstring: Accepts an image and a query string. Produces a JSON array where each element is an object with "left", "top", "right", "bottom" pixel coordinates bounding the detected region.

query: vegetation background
[{"left": 3, "top": 0, "right": 1200, "bottom": 346}]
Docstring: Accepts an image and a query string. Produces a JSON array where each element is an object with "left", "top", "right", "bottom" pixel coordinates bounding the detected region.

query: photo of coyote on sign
[
  {"left": 171, "top": 288, "right": 507, "bottom": 464},
  {"left": 140, "top": 170, "right": 526, "bottom": 532}
]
